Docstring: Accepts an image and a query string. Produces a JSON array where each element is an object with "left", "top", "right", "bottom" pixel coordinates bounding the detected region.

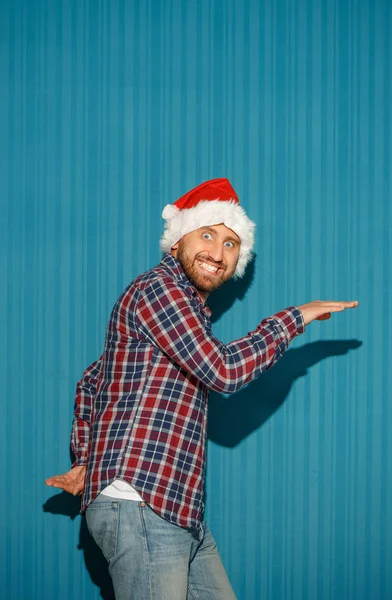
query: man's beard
[{"left": 176, "top": 242, "right": 235, "bottom": 295}]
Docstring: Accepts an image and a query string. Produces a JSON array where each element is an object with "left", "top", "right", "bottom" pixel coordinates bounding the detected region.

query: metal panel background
[{"left": 1, "top": 0, "right": 390, "bottom": 598}]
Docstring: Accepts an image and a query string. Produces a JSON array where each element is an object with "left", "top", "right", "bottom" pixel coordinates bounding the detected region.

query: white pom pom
[{"left": 162, "top": 204, "right": 179, "bottom": 220}]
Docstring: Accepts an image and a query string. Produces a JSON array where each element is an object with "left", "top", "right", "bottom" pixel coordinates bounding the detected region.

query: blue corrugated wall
[{"left": 1, "top": 0, "right": 391, "bottom": 598}]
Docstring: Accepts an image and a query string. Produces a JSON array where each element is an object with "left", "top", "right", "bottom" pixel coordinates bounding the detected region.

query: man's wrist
[
  {"left": 270, "top": 306, "right": 306, "bottom": 340},
  {"left": 290, "top": 306, "right": 306, "bottom": 335},
  {"left": 72, "top": 460, "right": 87, "bottom": 469}
]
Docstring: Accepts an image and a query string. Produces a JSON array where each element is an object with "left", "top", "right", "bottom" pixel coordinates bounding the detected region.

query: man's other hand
[
  {"left": 45, "top": 465, "right": 86, "bottom": 496},
  {"left": 298, "top": 300, "right": 359, "bottom": 325}
]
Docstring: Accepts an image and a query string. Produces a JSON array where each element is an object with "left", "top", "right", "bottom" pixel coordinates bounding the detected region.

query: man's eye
[
  {"left": 224, "top": 241, "right": 234, "bottom": 248},
  {"left": 202, "top": 232, "right": 212, "bottom": 240}
]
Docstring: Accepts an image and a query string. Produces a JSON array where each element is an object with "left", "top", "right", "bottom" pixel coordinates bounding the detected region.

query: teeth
[{"left": 198, "top": 261, "right": 218, "bottom": 273}]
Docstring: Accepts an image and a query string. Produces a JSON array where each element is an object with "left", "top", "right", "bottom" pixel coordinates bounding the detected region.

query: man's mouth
[{"left": 197, "top": 260, "right": 221, "bottom": 275}]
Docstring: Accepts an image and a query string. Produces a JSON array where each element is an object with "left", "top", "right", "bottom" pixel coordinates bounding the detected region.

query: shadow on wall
[
  {"left": 207, "top": 255, "right": 362, "bottom": 445},
  {"left": 207, "top": 339, "right": 362, "bottom": 447},
  {"left": 42, "top": 257, "right": 362, "bottom": 598}
]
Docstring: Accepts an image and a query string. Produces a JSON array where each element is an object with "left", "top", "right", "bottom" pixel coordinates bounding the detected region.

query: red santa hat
[{"left": 160, "top": 178, "right": 255, "bottom": 278}]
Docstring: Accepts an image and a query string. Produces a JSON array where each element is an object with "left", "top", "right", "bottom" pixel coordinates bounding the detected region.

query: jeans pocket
[{"left": 85, "top": 498, "right": 119, "bottom": 562}]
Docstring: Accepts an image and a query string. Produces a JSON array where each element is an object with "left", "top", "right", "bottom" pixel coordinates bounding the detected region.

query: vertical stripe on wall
[{"left": 1, "top": 0, "right": 391, "bottom": 598}]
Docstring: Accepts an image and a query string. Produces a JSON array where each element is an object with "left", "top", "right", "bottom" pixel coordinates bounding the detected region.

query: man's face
[{"left": 171, "top": 223, "right": 241, "bottom": 299}]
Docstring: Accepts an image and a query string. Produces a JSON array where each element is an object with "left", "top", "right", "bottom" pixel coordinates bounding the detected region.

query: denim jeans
[{"left": 85, "top": 494, "right": 237, "bottom": 600}]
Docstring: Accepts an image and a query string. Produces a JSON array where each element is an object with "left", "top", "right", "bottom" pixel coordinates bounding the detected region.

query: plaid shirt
[{"left": 71, "top": 253, "right": 305, "bottom": 529}]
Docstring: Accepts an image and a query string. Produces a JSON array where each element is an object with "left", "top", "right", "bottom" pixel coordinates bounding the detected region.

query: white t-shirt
[{"left": 100, "top": 479, "right": 143, "bottom": 501}]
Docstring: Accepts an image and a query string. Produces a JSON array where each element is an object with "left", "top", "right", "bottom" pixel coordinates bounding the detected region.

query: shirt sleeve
[
  {"left": 70, "top": 356, "right": 102, "bottom": 466},
  {"left": 135, "top": 278, "right": 305, "bottom": 394}
]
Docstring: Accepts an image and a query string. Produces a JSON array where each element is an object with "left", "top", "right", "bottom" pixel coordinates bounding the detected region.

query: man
[{"left": 46, "top": 178, "right": 358, "bottom": 599}]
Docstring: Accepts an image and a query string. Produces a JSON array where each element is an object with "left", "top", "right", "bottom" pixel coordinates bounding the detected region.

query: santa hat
[{"left": 160, "top": 178, "right": 255, "bottom": 278}]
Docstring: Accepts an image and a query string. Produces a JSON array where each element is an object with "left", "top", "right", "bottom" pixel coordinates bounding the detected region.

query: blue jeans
[{"left": 85, "top": 494, "right": 237, "bottom": 600}]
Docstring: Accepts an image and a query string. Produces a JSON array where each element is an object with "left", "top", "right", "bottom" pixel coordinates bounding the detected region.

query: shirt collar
[{"left": 159, "top": 253, "right": 212, "bottom": 317}]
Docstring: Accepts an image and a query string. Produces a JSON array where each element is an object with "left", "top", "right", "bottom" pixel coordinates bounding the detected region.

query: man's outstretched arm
[{"left": 136, "top": 277, "right": 359, "bottom": 395}]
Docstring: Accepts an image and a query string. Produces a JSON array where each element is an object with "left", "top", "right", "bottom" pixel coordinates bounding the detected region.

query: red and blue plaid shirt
[{"left": 71, "top": 253, "right": 305, "bottom": 529}]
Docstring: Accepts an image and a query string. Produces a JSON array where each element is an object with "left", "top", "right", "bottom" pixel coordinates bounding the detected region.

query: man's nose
[{"left": 209, "top": 243, "right": 224, "bottom": 263}]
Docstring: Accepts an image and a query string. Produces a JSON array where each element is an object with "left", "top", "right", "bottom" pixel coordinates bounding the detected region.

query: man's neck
[{"left": 198, "top": 290, "right": 209, "bottom": 303}]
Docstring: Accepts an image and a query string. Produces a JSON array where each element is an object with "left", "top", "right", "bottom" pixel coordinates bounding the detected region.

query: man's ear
[{"left": 170, "top": 242, "right": 179, "bottom": 257}]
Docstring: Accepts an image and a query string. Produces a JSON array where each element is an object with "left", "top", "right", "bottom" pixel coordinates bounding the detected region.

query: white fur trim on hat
[{"left": 160, "top": 199, "right": 255, "bottom": 278}]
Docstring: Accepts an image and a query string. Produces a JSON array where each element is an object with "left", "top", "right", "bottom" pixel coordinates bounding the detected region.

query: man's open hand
[
  {"left": 45, "top": 465, "right": 86, "bottom": 496},
  {"left": 298, "top": 300, "right": 359, "bottom": 325}
]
